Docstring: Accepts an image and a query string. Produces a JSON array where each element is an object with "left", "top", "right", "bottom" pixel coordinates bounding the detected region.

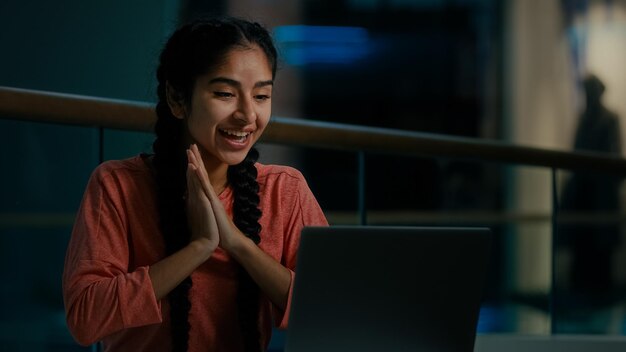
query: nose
[{"left": 233, "top": 95, "right": 256, "bottom": 124}]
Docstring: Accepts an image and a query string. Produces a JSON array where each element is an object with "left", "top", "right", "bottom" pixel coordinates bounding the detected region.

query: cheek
[
  {"left": 257, "top": 106, "right": 272, "bottom": 129},
  {"left": 186, "top": 117, "right": 207, "bottom": 145},
  {"left": 186, "top": 112, "right": 217, "bottom": 144},
  {"left": 189, "top": 102, "right": 229, "bottom": 130}
]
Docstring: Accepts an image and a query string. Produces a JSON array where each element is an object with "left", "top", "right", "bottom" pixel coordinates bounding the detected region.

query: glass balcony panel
[
  {"left": 363, "top": 155, "right": 554, "bottom": 335},
  {"left": 554, "top": 168, "right": 626, "bottom": 334}
]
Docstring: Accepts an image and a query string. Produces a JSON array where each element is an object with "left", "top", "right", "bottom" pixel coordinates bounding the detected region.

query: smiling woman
[
  {"left": 61, "top": 16, "right": 327, "bottom": 352},
  {"left": 173, "top": 46, "right": 274, "bottom": 168}
]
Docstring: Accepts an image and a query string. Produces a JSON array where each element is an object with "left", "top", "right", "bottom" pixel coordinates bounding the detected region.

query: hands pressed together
[
  {"left": 149, "top": 144, "right": 291, "bottom": 307},
  {"left": 185, "top": 144, "right": 247, "bottom": 255}
]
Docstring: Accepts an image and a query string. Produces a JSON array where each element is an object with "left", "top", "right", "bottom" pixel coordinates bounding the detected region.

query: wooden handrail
[
  {"left": 2, "top": 85, "right": 626, "bottom": 174},
  {"left": 0, "top": 86, "right": 154, "bottom": 131}
]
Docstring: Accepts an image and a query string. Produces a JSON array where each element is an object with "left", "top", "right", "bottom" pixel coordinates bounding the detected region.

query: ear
[{"left": 165, "top": 81, "right": 186, "bottom": 120}]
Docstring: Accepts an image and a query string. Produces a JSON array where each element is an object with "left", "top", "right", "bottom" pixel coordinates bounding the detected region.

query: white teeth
[{"left": 220, "top": 129, "right": 250, "bottom": 137}]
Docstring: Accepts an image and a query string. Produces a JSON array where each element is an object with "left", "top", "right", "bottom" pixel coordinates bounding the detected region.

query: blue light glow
[
  {"left": 273, "top": 25, "right": 372, "bottom": 65},
  {"left": 476, "top": 305, "right": 504, "bottom": 333}
]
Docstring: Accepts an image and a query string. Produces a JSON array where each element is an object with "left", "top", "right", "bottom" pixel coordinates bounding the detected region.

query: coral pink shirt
[{"left": 62, "top": 155, "right": 328, "bottom": 351}]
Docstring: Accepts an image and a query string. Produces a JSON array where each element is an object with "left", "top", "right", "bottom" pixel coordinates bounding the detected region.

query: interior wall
[
  {"left": 504, "top": 0, "right": 577, "bottom": 332},
  {"left": 0, "top": 1, "right": 180, "bottom": 348}
]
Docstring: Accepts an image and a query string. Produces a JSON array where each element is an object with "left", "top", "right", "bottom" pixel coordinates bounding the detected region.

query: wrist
[
  {"left": 188, "top": 238, "right": 216, "bottom": 260},
  {"left": 225, "top": 234, "right": 255, "bottom": 261}
]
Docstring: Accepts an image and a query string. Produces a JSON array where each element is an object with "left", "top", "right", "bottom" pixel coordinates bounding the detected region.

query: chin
[{"left": 221, "top": 152, "right": 250, "bottom": 166}]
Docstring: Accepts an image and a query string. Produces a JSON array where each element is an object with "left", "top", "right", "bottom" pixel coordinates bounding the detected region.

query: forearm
[
  {"left": 64, "top": 265, "right": 163, "bottom": 345},
  {"left": 64, "top": 239, "right": 214, "bottom": 345},
  {"left": 148, "top": 238, "right": 215, "bottom": 300},
  {"left": 228, "top": 237, "right": 292, "bottom": 311}
]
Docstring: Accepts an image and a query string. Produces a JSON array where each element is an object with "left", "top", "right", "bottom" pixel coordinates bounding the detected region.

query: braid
[
  {"left": 154, "top": 72, "right": 193, "bottom": 352},
  {"left": 228, "top": 147, "right": 263, "bottom": 352},
  {"left": 228, "top": 148, "right": 262, "bottom": 244}
]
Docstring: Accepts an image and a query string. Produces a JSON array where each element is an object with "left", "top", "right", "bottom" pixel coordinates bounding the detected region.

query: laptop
[{"left": 285, "top": 226, "right": 492, "bottom": 352}]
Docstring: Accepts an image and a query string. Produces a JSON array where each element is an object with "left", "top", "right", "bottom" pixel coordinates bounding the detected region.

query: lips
[{"left": 218, "top": 128, "right": 251, "bottom": 142}]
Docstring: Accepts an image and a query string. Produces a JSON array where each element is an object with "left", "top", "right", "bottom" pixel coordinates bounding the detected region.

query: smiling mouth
[{"left": 219, "top": 129, "right": 251, "bottom": 142}]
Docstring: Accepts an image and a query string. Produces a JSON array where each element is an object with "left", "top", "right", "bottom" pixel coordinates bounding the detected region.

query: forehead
[{"left": 209, "top": 45, "right": 273, "bottom": 79}]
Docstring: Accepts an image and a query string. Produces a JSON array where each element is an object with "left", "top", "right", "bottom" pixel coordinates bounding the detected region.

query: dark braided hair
[
  {"left": 152, "top": 16, "right": 277, "bottom": 352},
  {"left": 229, "top": 147, "right": 263, "bottom": 351}
]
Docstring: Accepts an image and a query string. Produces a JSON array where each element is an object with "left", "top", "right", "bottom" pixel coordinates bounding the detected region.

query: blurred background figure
[
  {"left": 557, "top": 73, "right": 623, "bottom": 332},
  {"left": 574, "top": 75, "right": 621, "bottom": 155}
]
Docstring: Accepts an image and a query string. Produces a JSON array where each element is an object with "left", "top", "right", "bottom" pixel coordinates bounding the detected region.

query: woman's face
[{"left": 184, "top": 45, "right": 273, "bottom": 167}]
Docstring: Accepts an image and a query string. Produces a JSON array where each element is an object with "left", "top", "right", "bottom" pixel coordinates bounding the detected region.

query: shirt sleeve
[
  {"left": 273, "top": 170, "right": 328, "bottom": 328},
  {"left": 62, "top": 165, "right": 162, "bottom": 346}
]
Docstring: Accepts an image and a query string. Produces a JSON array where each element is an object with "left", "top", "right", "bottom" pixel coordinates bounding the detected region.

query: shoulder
[
  {"left": 90, "top": 155, "right": 152, "bottom": 186},
  {"left": 256, "top": 163, "right": 307, "bottom": 185},
  {"left": 255, "top": 163, "right": 328, "bottom": 228},
  {"left": 255, "top": 163, "right": 314, "bottom": 198}
]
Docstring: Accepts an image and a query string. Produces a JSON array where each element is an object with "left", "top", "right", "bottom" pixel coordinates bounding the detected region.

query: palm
[
  {"left": 186, "top": 150, "right": 219, "bottom": 250},
  {"left": 187, "top": 144, "right": 244, "bottom": 252}
]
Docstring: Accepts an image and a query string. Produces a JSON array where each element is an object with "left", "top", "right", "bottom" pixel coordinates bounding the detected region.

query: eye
[
  {"left": 255, "top": 94, "right": 271, "bottom": 102},
  {"left": 213, "top": 91, "right": 234, "bottom": 98}
]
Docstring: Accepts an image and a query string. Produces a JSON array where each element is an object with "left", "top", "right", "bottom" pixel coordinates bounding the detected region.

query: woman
[{"left": 63, "top": 17, "right": 327, "bottom": 352}]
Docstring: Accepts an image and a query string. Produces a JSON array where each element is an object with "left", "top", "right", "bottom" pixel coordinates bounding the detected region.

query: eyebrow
[{"left": 209, "top": 77, "right": 274, "bottom": 88}]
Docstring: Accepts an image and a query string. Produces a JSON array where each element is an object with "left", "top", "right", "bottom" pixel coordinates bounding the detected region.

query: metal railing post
[
  {"left": 358, "top": 151, "right": 367, "bottom": 225},
  {"left": 550, "top": 167, "right": 560, "bottom": 334}
]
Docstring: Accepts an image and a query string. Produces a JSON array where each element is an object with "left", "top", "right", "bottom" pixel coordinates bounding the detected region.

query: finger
[
  {"left": 187, "top": 152, "right": 206, "bottom": 195},
  {"left": 192, "top": 144, "right": 212, "bottom": 182},
  {"left": 188, "top": 145, "right": 219, "bottom": 200},
  {"left": 188, "top": 146, "right": 212, "bottom": 192},
  {"left": 187, "top": 147, "right": 201, "bottom": 171},
  {"left": 186, "top": 151, "right": 197, "bottom": 187},
  {"left": 186, "top": 162, "right": 198, "bottom": 200},
  {"left": 190, "top": 144, "right": 202, "bottom": 171},
  {"left": 188, "top": 149, "right": 214, "bottom": 198},
  {"left": 193, "top": 163, "right": 219, "bottom": 202},
  {"left": 188, "top": 162, "right": 215, "bottom": 219}
]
